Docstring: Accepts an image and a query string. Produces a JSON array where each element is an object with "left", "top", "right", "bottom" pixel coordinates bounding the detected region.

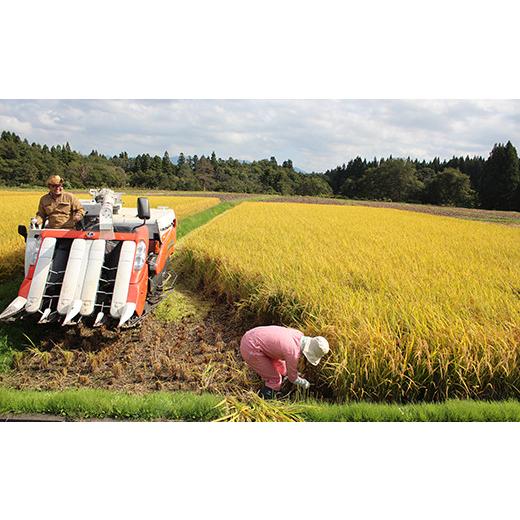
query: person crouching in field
[{"left": 240, "top": 325, "right": 329, "bottom": 399}]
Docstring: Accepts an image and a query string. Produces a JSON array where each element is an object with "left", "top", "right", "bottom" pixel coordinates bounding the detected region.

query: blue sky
[{"left": 1, "top": 99, "right": 519, "bottom": 172}]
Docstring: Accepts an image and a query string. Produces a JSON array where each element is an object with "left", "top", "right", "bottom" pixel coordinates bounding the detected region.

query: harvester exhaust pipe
[{"left": 96, "top": 188, "right": 119, "bottom": 240}]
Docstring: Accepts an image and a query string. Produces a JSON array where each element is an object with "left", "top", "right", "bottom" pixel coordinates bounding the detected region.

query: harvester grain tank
[{"left": 0, "top": 189, "right": 176, "bottom": 327}]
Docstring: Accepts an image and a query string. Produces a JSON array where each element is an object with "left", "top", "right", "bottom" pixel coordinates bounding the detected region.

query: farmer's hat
[
  {"left": 47, "top": 175, "right": 64, "bottom": 186},
  {"left": 300, "top": 336, "right": 329, "bottom": 366}
]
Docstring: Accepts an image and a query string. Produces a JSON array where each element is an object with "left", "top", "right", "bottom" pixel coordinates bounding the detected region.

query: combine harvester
[{"left": 0, "top": 189, "right": 176, "bottom": 328}]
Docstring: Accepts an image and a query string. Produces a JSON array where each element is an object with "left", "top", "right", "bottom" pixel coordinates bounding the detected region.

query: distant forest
[{"left": 1, "top": 130, "right": 519, "bottom": 211}]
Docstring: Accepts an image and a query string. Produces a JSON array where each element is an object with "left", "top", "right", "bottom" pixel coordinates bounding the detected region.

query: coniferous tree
[
  {"left": 324, "top": 163, "right": 346, "bottom": 193},
  {"left": 210, "top": 151, "right": 218, "bottom": 168},
  {"left": 340, "top": 157, "right": 367, "bottom": 197},
  {"left": 194, "top": 156, "right": 215, "bottom": 191},
  {"left": 480, "top": 141, "right": 520, "bottom": 210},
  {"left": 162, "top": 151, "right": 172, "bottom": 174}
]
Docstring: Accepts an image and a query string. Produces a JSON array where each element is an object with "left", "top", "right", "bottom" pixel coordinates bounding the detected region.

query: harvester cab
[{"left": 0, "top": 189, "right": 177, "bottom": 328}]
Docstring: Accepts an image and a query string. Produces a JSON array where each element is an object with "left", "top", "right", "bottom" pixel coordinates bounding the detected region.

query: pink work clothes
[{"left": 240, "top": 326, "right": 303, "bottom": 391}]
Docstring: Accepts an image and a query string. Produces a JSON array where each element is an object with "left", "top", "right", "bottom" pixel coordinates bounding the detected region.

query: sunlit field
[
  {"left": 0, "top": 190, "right": 219, "bottom": 280},
  {"left": 177, "top": 202, "right": 520, "bottom": 401}
]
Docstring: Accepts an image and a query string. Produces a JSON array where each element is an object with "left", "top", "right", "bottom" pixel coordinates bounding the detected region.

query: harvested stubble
[
  {"left": 0, "top": 190, "right": 219, "bottom": 280},
  {"left": 175, "top": 202, "right": 520, "bottom": 402}
]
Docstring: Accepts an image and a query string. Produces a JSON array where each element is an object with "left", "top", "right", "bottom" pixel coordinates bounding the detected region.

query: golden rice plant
[
  {"left": 214, "top": 392, "right": 304, "bottom": 422},
  {"left": 0, "top": 190, "right": 219, "bottom": 280},
  {"left": 0, "top": 191, "right": 43, "bottom": 279},
  {"left": 176, "top": 202, "right": 520, "bottom": 402},
  {"left": 124, "top": 195, "right": 219, "bottom": 218}
]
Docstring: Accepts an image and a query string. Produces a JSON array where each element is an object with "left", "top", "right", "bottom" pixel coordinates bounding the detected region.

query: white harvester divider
[
  {"left": 93, "top": 311, "right": 104, "bottom": 327},
  {"left": 25, "top": 237, "right": 57, "bottom": 313},
  {"left": 75, "top": 240, "right": 93, "bottom": 300},
  {"left": 60, "top": 239, "right": 95, "bottom": 325},
  {"left": 0, "top": 296, "right": 28, "bottom": 320},
  {"left": 58, "top": 238, "right": 86, "bottom": 315},
  {"left": 80, "top": 240, "right": 106, "bottom": 316},
  {"left": 38, "top": 307, "right": 52, "bottom": 323},
  {"left": 118, "top": 302, "right": 136, "bottom": 327},
  {"left": 110, "top": 240, "right": 136, "bottom": 319}
]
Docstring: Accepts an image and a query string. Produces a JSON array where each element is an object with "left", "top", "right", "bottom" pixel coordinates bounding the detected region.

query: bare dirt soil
[{"left": 0, "top": 288, "right": 259, "bottom": 395}]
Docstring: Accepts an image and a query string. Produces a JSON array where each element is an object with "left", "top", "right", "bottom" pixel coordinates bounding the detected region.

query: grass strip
[
  {"left": 299, "top": 399, "right": 520, "bottom": 422},
  {"left": 0, "top": 335, "right": 14, "bottom": 372},
  {"left": 177, "top": 201, "right": 240, "bottom": 240},
  {"left": 2, "top": 387, "right": 520, "bottom": 421},
  {"left": 0, "top": 387, "right": 221, "bottom": 421}
]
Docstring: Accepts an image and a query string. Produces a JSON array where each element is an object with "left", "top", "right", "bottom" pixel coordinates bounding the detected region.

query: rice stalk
[{"left": 176, "top": 202, "right": 520, "bottom": 401}]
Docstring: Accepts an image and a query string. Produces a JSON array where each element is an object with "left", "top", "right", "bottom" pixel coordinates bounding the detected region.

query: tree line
[
  {"left": 1, "top": 130, "right": 519, "bottom": 210},
  {"left": 0, "top": 131, "right": 331, "bottom": 197},
  {"left": 325, "top": 142, "right": 520, "bottom": 210}
]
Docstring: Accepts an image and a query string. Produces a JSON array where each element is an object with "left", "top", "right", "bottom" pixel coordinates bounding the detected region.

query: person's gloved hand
[
  {"left": 30, "top": 218, "right": 39, "bottom": 229},
  {"left": 294, "top": 376, "right": 310, "bottom": 390}
]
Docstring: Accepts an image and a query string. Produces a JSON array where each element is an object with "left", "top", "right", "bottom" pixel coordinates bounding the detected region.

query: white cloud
[
  {"left": 0, "top": 114, "right": 32, "bottom": 135},
  {"left": 0, "top": 99, "right": 519, "bottom": 171}
]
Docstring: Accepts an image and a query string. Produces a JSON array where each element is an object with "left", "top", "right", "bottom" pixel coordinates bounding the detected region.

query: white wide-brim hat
[{"left": 301, "top": 336, "right": 330, "bottom": 366}]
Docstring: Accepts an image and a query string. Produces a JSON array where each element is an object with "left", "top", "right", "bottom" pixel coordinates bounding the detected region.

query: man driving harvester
[
  {"left": 240, "top": 325, "right": 330, "bottom": 399},
  {"left": 32, "top": 175, "right": 85, "bottom": 229}
]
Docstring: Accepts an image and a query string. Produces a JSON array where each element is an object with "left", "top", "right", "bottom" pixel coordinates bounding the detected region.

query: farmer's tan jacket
[{"left": 36, "top": 192, "right": 85, "bottom": 229}]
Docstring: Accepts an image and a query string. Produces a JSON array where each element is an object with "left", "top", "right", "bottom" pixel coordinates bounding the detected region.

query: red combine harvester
[{"left": 0, "top": 189, "right": 176, "bottom": 328}]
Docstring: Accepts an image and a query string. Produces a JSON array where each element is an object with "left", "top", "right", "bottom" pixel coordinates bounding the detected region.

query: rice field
[
  {"left": 176, "top": 202, "right": 520, "bottom": 402},
  {"left": 0, "top": 190, "right": 219, "bottom": 280},
  {"left": 120, "top": 194, "right": 219, "bottom": 218}
]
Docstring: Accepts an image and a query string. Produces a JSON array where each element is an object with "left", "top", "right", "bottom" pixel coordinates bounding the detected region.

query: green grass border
[
  {"left": 176, "top": 196, "right": 272, "bottom": 240},
  {"left": 177, "top": 200, "right": 239, "bottom": 240},
  {"left": 1, "top": 387, "right": 520, "bottom": 421},
  {"left": 300, "top": 398, "right": 520, "bottom": 422},
  {"left": 0, "top": 387, "right": 222, "bottom": 421}
]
